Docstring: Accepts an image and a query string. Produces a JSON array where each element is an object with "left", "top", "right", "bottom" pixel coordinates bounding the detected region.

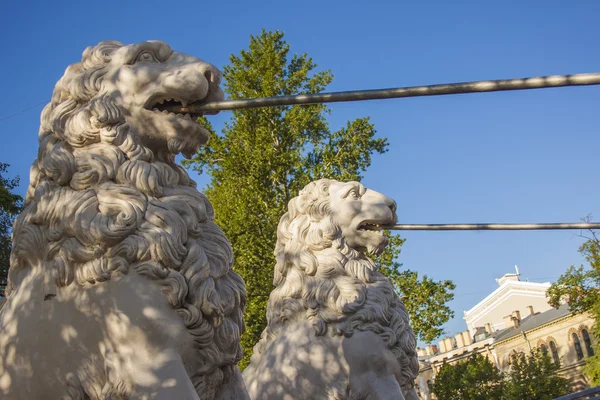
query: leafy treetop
[
  {"left": 0, "top": 163, "right": 23, "bottom": 295},
  {"left": 185, "top": 29, "right": 455, "bottom": 368}
]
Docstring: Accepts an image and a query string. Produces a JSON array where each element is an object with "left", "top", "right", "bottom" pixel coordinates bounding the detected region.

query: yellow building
[
  {"left": 415, "top": 270, "right": 595, "bottom": 399},
  {"left": 493, "top": 304, "right": 593, "bottom": 391}
]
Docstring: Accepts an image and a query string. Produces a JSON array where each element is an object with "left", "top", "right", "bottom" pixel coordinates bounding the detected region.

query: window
[
  {"left": 540, "top": 344, "right": 548, "bottom": 355},
  {"left": 582, "top": 329, "right": 594, "bottom": 357},
  {"left": 549, "top": 341, "right": 559, "bottom": 364},
  {"left": 572, "top": 333, "right": 584, "bottom": 361}
]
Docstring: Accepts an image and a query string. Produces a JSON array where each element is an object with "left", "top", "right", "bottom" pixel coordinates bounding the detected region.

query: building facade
[
  {"left": 493, "top": 305, "right": 594, "bottom": 392},
  {"left": 416, "top": 269, "right": 595, "bottom": 399}
]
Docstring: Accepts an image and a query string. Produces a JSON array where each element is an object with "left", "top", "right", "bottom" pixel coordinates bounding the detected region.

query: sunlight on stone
[
  {"left": 60, "top": 325, "right": 78, "bottom": 344},
  {"left": 142, "top": 306, "right": 160, "bottom": 320},
  {"left": 0, "top": 373, "right": 11, "bottom": 391},
  {"left": 161, "top": 378, "right": 177, "bottom": 388}
]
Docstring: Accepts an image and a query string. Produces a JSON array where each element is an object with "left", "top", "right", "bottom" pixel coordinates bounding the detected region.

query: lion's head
[
  {"left": 6, "top": 41, "right": 245, "bottom": 399},
  {"left": 40, "top": 40, "right": 223, "bottom": 160},
  {"left": 251, "top": 179, "right": 419, "bottom": 396}
]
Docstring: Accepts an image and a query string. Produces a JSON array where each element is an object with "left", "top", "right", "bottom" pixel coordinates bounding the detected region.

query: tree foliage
[
  {"left": 547, "top": 227, "right": 600, "bottom": 383},
  {"left": 378, "top": 235, "right": 456, "bottom": 343},
  {"left": 0, "top": 163, "right": 23, "bottom": 296},
  {"left": 504, "top": 350, "right": 569, "bottom": 400},
  {"left": 185, "top": 29, "right": 454, "bottom": 367},
  {"left": 430, "top": 350, "right": 568, "bottom": 400},
  {"left": 430, "top": 353, "right": 504, "bottom": 400}
]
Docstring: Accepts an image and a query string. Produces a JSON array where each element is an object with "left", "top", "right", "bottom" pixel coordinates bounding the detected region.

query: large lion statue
[
  {"left": 243, "top": 179, "right": 420, "bottom": 400},
  {"left": 0, "top": 40, "right": 248, "bottom": 400}
]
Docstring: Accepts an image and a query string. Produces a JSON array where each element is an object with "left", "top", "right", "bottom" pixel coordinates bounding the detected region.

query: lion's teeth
[
  {"left": 158, "top": 99, "right": 165, "bottom": 104},
  {"left": 184, "top": 114, "right": 192, "bottom": 120},
  {"left": 153, "top": 108, "right": 159, "bottom": 112},
  {"left": 181, "top": 100, "right": 188, "bottom": 107},
  {"left": 360, "top": 222, "right": 383, "bottom": 231},
  {"left": 162, "top": 110, "right": 169, "bottom": 114}
]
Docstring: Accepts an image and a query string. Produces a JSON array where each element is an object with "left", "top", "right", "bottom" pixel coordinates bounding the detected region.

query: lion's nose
[
  {"left": 388, "top": 199, "right": 397, "bottom": 215},
  {"left": 383, "top": 196, "right": 397, "bottom": 214},
  {"left": 198, "top": 63, "right": 222, "bottom": 85}
]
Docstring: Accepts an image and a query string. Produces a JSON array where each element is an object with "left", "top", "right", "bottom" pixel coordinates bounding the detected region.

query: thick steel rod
[
  {"left": 384, "top": 223, "right": 600, "bottom": 231},
  {"left": 177, "top": 72, "right": 600, "bottom": 113}
]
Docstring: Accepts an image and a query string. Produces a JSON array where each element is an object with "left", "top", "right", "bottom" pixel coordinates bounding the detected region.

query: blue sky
[{"left": 1, "top": 1, "right": 599, "bottom": 340}]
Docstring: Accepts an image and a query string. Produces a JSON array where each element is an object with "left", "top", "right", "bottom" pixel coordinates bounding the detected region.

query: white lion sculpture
[
  {"left": 0, "top": 40, "right": 248, "bottom": 400},
  {"left": 243, "top": 179, "right": 420, "bottom": 400}
]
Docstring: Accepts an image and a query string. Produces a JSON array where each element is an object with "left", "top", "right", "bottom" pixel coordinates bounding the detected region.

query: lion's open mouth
[
  {"left": 357, "top": 216, "right": 397, "bottom": 233},
  {"left": 357, "top": 221, "right": 385, "bottom": 232},
  {"left": 146, "top": 98, "right": 203, "bottom": 119}
]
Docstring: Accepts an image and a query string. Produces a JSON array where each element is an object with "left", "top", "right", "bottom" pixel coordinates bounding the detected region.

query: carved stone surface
[
  {"left": 0, "top": 41, "right": 248, "bottom": 400},
  {"left": 243, "top": 179, "right": 420, "bottom": 400}
]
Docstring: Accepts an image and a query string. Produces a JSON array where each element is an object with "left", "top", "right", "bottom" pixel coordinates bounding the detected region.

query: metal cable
[
  {"left": 384, "top": 223, "right": 600, "bottom": 231},
  {"left": 170, "top": 72, "right": 600, "bottom": 113}
]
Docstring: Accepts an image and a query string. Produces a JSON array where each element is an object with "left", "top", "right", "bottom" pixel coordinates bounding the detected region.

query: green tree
[
  {"left": 378, "top": 234, "right": 456, "bottom": 343},
  {"left": 0, "top": 163, "right": 23, "bottom": 296},
  {"left": 504, "top": 349, "right": 570, "bottom": 400},
  {"left": 430, "top": 353, "right": 504, "bottom": 400},
  {"left": 185, "top": 29, "right": 454, "bottom": 367},
  {"left": 547, "top": 226, "right": 600, "bottom": 383}
]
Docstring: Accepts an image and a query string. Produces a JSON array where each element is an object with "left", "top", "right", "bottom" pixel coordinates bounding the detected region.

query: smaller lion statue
[
  {"left": 243, "top": 179, "right": 420, "bottom": 400},
  {"left": 0, "top": 41, "right": 248, "bottom": 400}
]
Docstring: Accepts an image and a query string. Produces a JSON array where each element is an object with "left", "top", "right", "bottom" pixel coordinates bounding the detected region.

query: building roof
[
  {"left": 463, "top": 279, "right": 551, "bottom": 321},
  {"left": 492, "top": 303, "right": 572, "bottom": 342}
]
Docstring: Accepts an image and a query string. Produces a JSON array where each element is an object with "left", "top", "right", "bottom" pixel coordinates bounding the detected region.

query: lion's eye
[
  {"left": 135, "top": 50, "right": 159, "bottom": 63},
  {"left": 349, "top": 190, "right": 360, "bottom": 199}
]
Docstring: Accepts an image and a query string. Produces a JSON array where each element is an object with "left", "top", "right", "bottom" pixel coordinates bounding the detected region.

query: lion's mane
[
  {"left": 6, "top": 41, "right": 246, "bottom": 399},
  {"left": 252, "top": 179, "right": 419, "bottom": 391}
]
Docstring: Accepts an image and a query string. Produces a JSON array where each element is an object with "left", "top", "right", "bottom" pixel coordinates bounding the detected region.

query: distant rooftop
[
  {"left": 492, "top": 303, "right": 571, "bottom": 342},
  {"left": 495, "top": 265, "right": 521, "bottom": 286},
  {"left": 463, "top": 265, "right": 551, "bottom": 324}
]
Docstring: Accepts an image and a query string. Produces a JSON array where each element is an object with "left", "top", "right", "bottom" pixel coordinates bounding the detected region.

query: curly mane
[
  {"left": 6, "top": 41, "right": 246, "bottom": 399},
  {"left": 252, "top": 179, "right": 419, "bottom": 391}
]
